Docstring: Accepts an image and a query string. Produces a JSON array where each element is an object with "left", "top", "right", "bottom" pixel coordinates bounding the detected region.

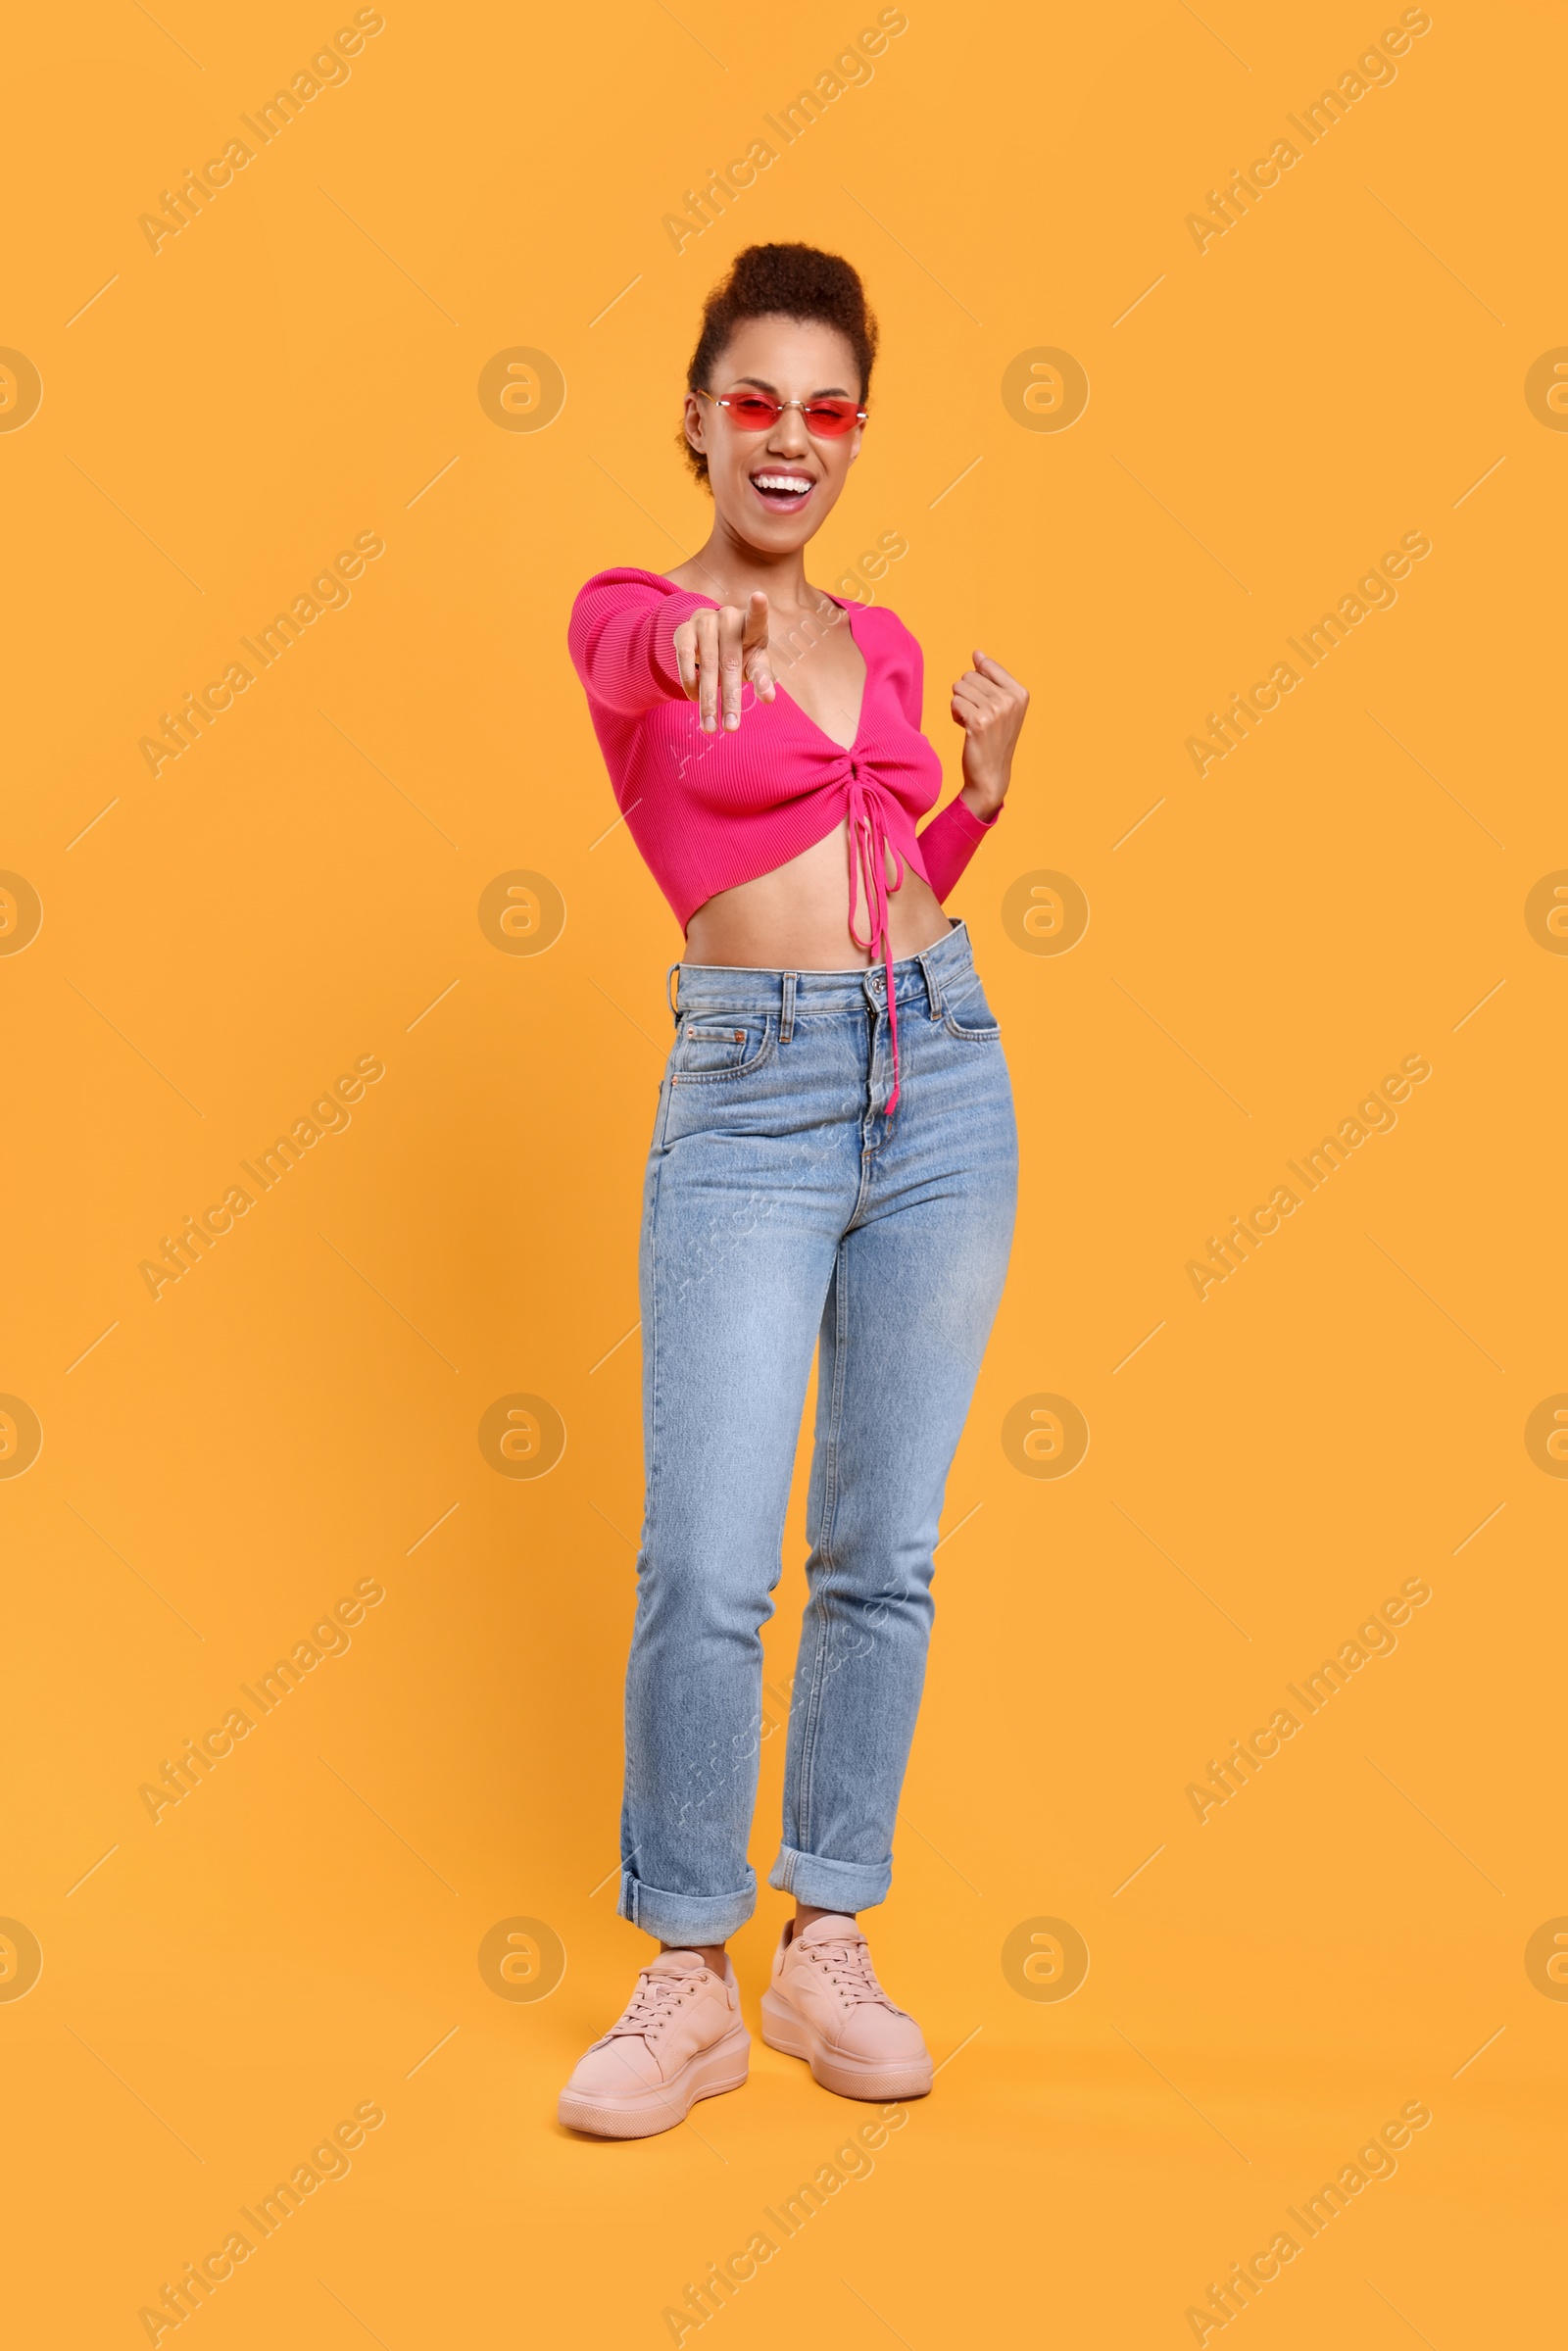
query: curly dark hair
[{"left": 680, "top": 242, "right": 879, "bottom": 486}]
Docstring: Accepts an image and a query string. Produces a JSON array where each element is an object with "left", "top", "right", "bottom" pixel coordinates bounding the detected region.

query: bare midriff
[{"left": 682, "top": 818, "right": 954, "bottom": 970}]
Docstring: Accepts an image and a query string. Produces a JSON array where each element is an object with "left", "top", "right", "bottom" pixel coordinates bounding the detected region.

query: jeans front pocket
[
  {"left": 941, "top": 970, "right": 1002, "bottom": 1043},
  {"left": 672, "top": 1014, "right": 777, "bottom": 1084}
]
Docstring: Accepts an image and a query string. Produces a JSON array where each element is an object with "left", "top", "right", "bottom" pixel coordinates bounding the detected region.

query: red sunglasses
[{"left": 697, "top": 388, "right": 867, "bottom": 438}]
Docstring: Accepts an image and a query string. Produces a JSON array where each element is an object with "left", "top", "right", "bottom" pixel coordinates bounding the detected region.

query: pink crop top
[{"left": 568, "top": 566, "right": 1001, "bottom": 1111}]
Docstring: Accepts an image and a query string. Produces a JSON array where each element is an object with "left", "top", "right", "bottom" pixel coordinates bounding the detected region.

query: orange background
[{"left": 4, "top": 1, "right": 1563, "bottom": 2342}]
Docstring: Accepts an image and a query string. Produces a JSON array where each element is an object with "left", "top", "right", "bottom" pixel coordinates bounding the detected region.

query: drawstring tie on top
[{"left": 845, "top": 767, "right": 906, "bottom": 1116}]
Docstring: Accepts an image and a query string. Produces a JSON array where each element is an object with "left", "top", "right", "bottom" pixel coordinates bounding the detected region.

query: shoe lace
[
  {"left": 808, "top": 1935, "right": 894, "bottom": 2009},
  {"left": 606, "top": 1967, "right": 704, "bottom": 2041}
]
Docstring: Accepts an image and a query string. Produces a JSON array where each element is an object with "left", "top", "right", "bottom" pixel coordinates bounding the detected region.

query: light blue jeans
[{"left": 618, "top": 920, "right": 1017, "bottom": 1944}]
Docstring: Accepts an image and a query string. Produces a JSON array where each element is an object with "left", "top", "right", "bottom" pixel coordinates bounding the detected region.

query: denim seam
[
  {"left": 653, "top": 1066, "right": 674, "bottom": 1152},
  {"left": 794, "top": 1235, "right": 852, "bottom": 1852},
  {"left": 845, "top": 1133, "right": 876, "bottom": 1229},
  {"left": 626, "top": 1141, "right": 667, "bottom": 1878},
  {"left": 850, "top": 1008, "right": 886, "bottom": 1184}
]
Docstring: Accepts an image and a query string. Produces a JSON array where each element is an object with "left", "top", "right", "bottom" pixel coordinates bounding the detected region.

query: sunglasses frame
[{"left": 695, "top": 388, "right": 868, "bottom": 438}]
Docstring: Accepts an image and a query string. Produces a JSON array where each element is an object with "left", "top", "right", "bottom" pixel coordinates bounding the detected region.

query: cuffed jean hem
[
  {"left": 617, "top": 1864, "right": 757, "bottom": 1944},
  {"left": 767, "top": 1844, "right": 892, "bottom": 1914}
]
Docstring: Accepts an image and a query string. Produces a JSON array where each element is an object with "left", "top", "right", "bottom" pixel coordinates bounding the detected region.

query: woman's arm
[
  {"left": 916, "top": 648, "right": 1030, "bottom": 897},
  {"left": 918, "top": 791, "right": 1002, "bottom": 899},
  {"left": 568, "top": 574, "right": 709, "bottom": 716}
]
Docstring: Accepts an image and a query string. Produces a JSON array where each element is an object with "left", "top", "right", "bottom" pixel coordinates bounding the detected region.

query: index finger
[
  {"left": 742, "top": 590, "right": 770, "bottom": 653},
  {"left": 972, "top": 649, "right": 1021, "bottom": 688}
]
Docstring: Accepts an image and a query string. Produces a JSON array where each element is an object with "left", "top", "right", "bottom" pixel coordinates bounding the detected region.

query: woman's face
[{"left": 682, "top": 314, "right": 864, "bottom": 554}]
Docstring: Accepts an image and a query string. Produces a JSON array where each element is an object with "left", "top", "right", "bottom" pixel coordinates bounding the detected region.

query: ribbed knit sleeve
[
  {"left": 568, "top": 569, "right": 710, "bottom": 716},
  {"left": 917, "top": 793, "right": 1001, "bottom": 901}
]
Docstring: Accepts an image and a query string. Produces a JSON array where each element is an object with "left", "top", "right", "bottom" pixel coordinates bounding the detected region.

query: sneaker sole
[
  {"left": 558, "top": 2021, "right": 752, "bottom": 2139},
  {"left": 760, "top": 1987, "right": 933, "bottom": 2101}
]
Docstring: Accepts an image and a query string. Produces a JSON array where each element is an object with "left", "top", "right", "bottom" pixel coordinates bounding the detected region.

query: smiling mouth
[{"left": 749, "top": 471, "right": 816, "bottom": 512}]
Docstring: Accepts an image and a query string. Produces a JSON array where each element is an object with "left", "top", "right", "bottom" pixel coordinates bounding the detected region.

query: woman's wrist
[{"left": 958, "top": 777, "right": 1006, "bottom": 823}]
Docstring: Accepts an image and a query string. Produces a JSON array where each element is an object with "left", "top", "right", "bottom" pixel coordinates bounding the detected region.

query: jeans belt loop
[
  {"left": 780, "top": 969, "right": 797, "bottom": 1044},
  {"left": 916, "top": 945, "right": 945, "bottom": 1020},
  {"left": 666, "top": 961, "right": 682, "bottom": 1027}
]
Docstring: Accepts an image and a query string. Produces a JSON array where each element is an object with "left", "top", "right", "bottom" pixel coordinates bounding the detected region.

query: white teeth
[{"left": 753, "top": 474, "right": 811, "bottom": 493}]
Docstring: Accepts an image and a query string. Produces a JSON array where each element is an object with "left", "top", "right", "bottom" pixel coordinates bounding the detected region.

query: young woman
[{"left": 561, "top": 244, "right": 1028, "bottom": 2138}]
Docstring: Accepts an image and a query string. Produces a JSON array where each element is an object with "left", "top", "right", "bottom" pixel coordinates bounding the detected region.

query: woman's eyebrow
[{"left": 723, "top": 375, "right": 857, "bottom": 398}]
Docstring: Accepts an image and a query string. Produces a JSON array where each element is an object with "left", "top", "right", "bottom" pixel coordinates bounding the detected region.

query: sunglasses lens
[
  {"left": 804, "top": 401, "right": 861, "bottom": 436},
  {"left": 714, "top": 394, "right": 862, "bottom": 434}
]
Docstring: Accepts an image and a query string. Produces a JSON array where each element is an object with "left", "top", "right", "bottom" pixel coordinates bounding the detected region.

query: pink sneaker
[
  {"left": 760, "top": 1915, "right": 933, "bottom": 2100},
  {"left": 558, "top": 1951, "right": 750, "bottom": 2139}
]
